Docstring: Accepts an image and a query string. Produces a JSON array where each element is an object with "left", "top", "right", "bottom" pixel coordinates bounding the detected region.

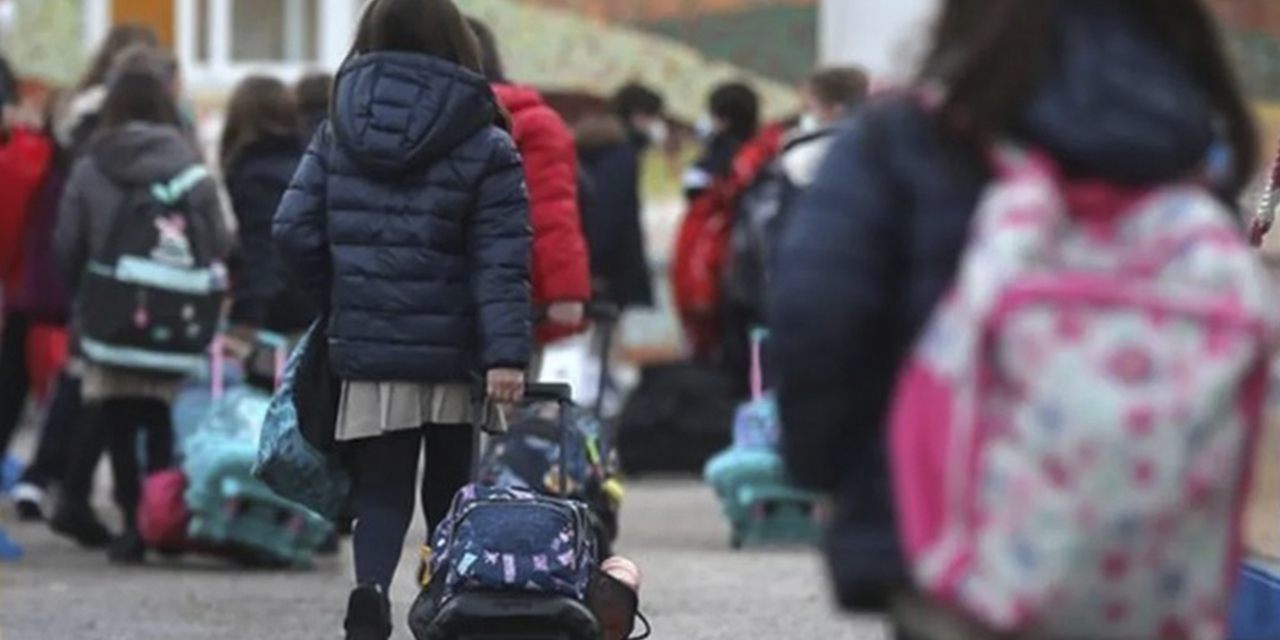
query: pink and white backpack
[{"left": 890, "top": 146, "right": 1280, "bottom": 640}]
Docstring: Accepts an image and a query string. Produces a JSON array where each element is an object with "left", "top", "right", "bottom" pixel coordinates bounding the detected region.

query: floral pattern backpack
[{"left": 890, "top": 145, "right": 1280, "bottom": 640}]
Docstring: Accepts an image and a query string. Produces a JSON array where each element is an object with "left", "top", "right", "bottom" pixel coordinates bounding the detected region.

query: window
[
  {"left": 176, "top": 0, "right": 358, "bottom": 89},
  {"left": 230, "top": 0, "right": 319, "bottom": 62},
  {"left": 193, "top": 0, "right": 210, "bottom": 63}
]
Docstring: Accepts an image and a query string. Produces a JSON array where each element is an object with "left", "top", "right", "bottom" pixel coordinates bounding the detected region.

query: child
[
  {"left": 53, "top": 61, "right": 231, "bottom": 564},
  {"left": 293, "top": 72, "right": 333, "bottom": 142},
  {"left": 272, "top": 0, "right": 532, "bottom": 637},
  {"left": 468, "top": 17, "right": 592, "bottom": 364},
  {"left": 10, "top": 90, "right": 74, "bottom": 522},
  {"left": 770, "top": 0, "right": 1259, "bottom": 638},
  {"left": 220, "top": 76, "right": 315, "bottom": 342}
]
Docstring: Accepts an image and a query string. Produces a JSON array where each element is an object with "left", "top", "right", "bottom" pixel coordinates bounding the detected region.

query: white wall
[{"left": 819, "top": 0, "right": 938, "bottom": 86}]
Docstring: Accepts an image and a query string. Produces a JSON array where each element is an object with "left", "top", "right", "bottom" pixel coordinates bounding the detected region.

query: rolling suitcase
[
  {"left": 144, "top": 334, "right": 332, "bottom": 566},
  {"left": 704, "top": 329, "right": 820, "bottom": 548},
  {"left": 411, "top": 383, "right": 605, "bottom": 640}
]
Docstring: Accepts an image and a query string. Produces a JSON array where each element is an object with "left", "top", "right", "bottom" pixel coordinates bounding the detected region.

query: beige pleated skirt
[
  {"left": 81, "top": 361, "right": 184, "bottom": 404},
  {"left": 334, "top": 381, "right": 506, "bottom": 442}
]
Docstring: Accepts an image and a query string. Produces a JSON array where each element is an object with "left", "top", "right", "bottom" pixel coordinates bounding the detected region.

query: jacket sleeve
[
  {"left": 53, "top": 158, "right": 94, "bottom": 293},
  {"left": 521, "top": 107, "right": 591, "bottom": 303},
  {"left": 472, "top": 132, "right": 534, "bottom": 370},
  {"left": 272, "top": 127, "right": 331, "bottom": 309},
  {"left": 768, "top": 116, "right": 903, "bottom": 494}
]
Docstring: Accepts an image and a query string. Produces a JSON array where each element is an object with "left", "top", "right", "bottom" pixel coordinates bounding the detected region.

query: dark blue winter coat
[
  {"left": 226, "top": 135, "right": 317, "bottom": 334},
  {"left": 770, "top": 0, "right": 1219, "bottom": 610},
  {"left": 273, "top": 52, "right": 532, "bottom": 382},
  {"left": 576, "top": 117, "right": 654, "bottom": 308}
]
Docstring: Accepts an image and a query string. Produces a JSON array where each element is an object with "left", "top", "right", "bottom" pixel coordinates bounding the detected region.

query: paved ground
[{"left": 0, "top": 478, "right": 887, "bottom": 640}]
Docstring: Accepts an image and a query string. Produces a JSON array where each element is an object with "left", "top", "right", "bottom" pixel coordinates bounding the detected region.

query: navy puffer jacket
[
  {"left": 771, "top": 0, "right": 1220, "bottom": 610},
  {"left": 227, "top": 135, "right": 317, "bottom": 334},
  {"left": 273, "top": 52, "right": 532, "bottom": 382}
]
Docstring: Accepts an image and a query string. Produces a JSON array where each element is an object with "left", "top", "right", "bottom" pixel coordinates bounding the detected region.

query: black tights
[
  {"left": 0, "top": 311, "right": 30, "bottom": 457},
  {"left": 61, "top": 398, "right": 174, "bottom": 528},
  {"left": 351, "top": 424, "right": 474, "bottom": 591},
  {"left": 21, "top": 371, "right": 83, "bottom": 489}
]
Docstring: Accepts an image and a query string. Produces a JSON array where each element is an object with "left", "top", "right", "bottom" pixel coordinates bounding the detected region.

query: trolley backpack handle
[
  {"left": 524, "top": 383, "right": 575, "bottom": 497},
  {"left": 209, "top": 330, "right": 289, "bottom": 399},
  {"left": 585, "top": 301, "right": 622, "bottom": 419},
  {"left": 525, "top": 382, "right": 573, "bottom": 403},
  {"left": 471, "top": 382, "right": 577, "bottom": 496},
  {"left": 750, "top": 327, "right": 770, "bottom": 402},
  {"left": 533, "top": 301, "right": 621, "bottom": 324},
  {"left": 585, "top": 301, "right": 621, "bottom": 323}
]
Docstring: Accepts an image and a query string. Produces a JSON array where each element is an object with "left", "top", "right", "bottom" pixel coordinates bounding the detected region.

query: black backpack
[
  {"left": 615, "top": 362, "right": 738, "bottom": 476},
  {"left": 79, "top": 165, "right": 227, "bottom": 374}
]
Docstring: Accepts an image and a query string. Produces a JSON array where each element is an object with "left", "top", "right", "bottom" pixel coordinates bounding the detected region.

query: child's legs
[
  {"left": 102, "top": 399, "right": 168, "bottom": 529},
  {"left": 21, "top": 370, "right": 83, "bottom": 488},
  {"left": 59, "top": 402, "right": 109, "bottom": 513},
  {"left": 0, "top": 311, "right": 30, "bottom": 456},
  {"left": 421, "top": 423, "right": 474, "bottom": 539},
  {"left": 352, "top": 429, "right": 422, "bottom": 591}
]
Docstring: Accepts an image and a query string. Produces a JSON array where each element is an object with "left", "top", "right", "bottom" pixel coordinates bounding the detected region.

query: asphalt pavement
[{"left": 0, "top": 477, "right": 887, "bottom": 640}]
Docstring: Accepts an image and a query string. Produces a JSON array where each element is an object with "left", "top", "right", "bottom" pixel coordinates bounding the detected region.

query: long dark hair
[
  {"left": 466, "top": 16, "right": 506, "bottom": 83},
  {"left": 295, "top": 72, "right": 334, "bottom": 116},
  {"left": 921, "top": 0, "right": 1258, "bottom": 193},
  {"left": 347, "top": 0, "right": 482, "bottom": 73},
  {"left": 77, "top": 23, "right": 160, "bottom": 91},
  {"left": 220, "top": 76, "right": 302, "bottom": 173},
  {"left": 97, "top": 70, "right": 183, "bottom": 134}
]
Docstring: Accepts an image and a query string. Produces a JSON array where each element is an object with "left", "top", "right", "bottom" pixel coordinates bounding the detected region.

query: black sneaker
[
  {"left": 107, "top": 529, "right": 146, "bottom": 565},
  {"left": 344, "top": 585, "right": 392, "bottom": 640},
  {"left": 50, "top": 506, "right": 112, "bottom": 548}
]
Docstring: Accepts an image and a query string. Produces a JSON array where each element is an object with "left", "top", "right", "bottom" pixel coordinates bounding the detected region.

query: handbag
[{"left": 253, "top": 318, "right": 348, "bottom": 518}]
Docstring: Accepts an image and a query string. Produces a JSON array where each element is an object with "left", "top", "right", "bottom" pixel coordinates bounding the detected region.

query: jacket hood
[
  {"left": 331, "top": 52, "right": 498, "bottom": 174},
  {"left": 89, "top": 122, "right": 203, "bottom": 185},
  {"left": 574, "top": 114, "right": 629, "bottom": 152},
  {"left": 1016, "top": 0, "right": 1214, "bottom": 183}
]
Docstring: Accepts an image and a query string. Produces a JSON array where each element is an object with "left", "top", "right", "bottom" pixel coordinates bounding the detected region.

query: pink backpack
[
  {"left": 138, "top": 468, "right": 191, "bottom": 552},
  {"left": 890, "top": 146, "right": 1279, "bottom": 640}
]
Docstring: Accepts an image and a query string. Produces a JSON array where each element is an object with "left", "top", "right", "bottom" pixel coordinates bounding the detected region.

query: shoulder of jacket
[{"left": 476, "top": 125, "right": 521, "bottom": 163}]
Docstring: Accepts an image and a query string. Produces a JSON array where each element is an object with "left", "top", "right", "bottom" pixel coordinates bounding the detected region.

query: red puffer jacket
[
  {"left": 0, "top": 127, "right": 53, "bottom": 294},
  {"left": 492, "top": 84, "right": 592, "bottom": 344}
]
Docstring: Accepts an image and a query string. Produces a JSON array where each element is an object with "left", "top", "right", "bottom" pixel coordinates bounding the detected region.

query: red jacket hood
[{"left": 491, "top": 83, "right": 547, "bottom": 116}]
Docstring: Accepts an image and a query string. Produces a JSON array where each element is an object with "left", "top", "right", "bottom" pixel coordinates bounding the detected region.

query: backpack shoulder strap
[{"left": 152, "top": 165, "right": 211, "bottom": 206}]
